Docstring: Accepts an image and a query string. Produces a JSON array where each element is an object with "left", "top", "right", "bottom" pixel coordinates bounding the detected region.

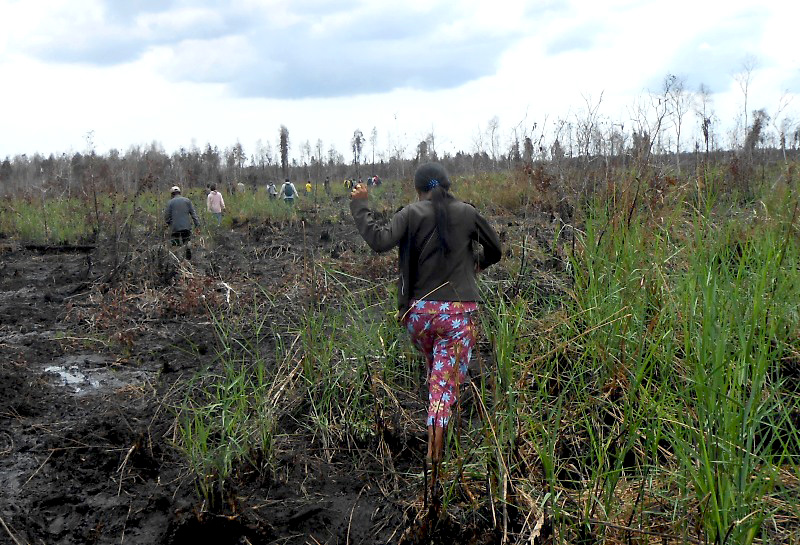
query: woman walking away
[
  {"left": 206, "top": 183, "right": 225, "bottom": 225},
  {"left": 349, "top": 162, "right": 501, "bottom": 491}
]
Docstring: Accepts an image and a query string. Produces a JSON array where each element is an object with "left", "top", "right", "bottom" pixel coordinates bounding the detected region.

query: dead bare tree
[
  {"left": 770, "top": 92, "right": 794, "bottom": 164},
  {"left": 575, "top": 91, "right": 604, "bottom": 164},
  {"left": 523, "top": 137, "right": 533, "bottom": 163},
  {"left": 471, "top": 123, "right": 487, "bottom": 173},
  {"left": 416, "top": 140, "right": 428, "bottom": 163},
  {"left": 486, "top": 116, "right": 500, "bottom": 169},
  {"left": 226, "top": 141, "right": 246, "bottom": 184},
  {"left": 279, "top": 125, "right": 290, "bottom": 179},
  {"left": 744, "top": 108, "right": 769, "bottom": 156},
  {"left": 85, "top": 131, "right": 101, "bottom": 236},
  {"left": 695, "top": 84, "right": 716, "bottom": 156},
  {"left": 370, "top": 127, "right": 378, "bottom": 174},
  {"left": 628, "top": 76, "right": 674, "bottom": 168},
  {"left": 425, "top": 130, "right": 436, "bottom": 161},
  {"left": 351, "top": 129, "right": 364, "bottom": 178},
  {"left": 734, "top": 55, "right": 759, "bottom": 149},
  {"left": 315, "top": 139, "right": 324, "bottom": 178},
  {"left": 666, "top": 75, "right": 693, "bottom": 174}
]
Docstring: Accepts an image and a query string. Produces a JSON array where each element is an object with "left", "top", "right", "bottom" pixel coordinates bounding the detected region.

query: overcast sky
[{"left": 1, "top": 0, "right": 798, "bottom": 162}]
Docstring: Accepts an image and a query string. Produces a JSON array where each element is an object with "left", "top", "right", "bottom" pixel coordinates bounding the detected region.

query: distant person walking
[
  {"left": 206, "top": 184, "right": 225, "bottom": 225},
  {"left": 349, "top": 162, "right": 501, "bottom": 492},
  {"left": 236, "top": 181, "right": 246, "bottom": 194},
  {"left": 267, "top": 182, "right": 278, "bottom": 200},
  {"left": 165, "top": 185, "right": 200, "bottom": 260},
  {"left": 305, "top": 180, "right": 313, "bottom": 195},
  {"left": 280, "top": 179, "right": 298, "bottom": 204},
  {"left": 324, "top": 176, "right": 331, "bottom": 196}
]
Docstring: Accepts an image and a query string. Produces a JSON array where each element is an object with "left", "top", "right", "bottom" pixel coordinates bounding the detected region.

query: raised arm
[{"left": 350, "top": 198, "right": 409, "bottom": 253}]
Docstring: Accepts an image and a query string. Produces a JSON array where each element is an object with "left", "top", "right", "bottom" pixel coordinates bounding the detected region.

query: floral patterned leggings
[{"left": 403, "top": 300, "right": 478, "bottom": 428}]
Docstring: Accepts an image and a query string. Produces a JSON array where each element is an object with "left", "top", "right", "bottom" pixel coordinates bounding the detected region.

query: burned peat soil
[{"left": 0, "top": 208, "right": 561, "bottom": 545}]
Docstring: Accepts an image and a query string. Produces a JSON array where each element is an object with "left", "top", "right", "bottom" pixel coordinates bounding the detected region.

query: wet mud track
[
  {"left": 0, "top": 220, "right": 415, "bottom": 545},
  {"left": 0, "top": 244, "right": 188, "bottom": 544},
  {"left": 0, "top": 210, "right": 544, "bottom": 544}
]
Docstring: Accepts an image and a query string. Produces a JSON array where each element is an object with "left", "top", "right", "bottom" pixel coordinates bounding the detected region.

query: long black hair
[{"left": 414, "top": 162, "right": 452, "bottom": 254}]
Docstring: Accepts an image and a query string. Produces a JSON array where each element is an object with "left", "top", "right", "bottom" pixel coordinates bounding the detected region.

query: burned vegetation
[{"left": 1, "top": 147, "right": 800, "bottom": 545}]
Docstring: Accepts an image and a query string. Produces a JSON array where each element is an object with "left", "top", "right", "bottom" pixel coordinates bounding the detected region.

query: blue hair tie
[{"left": 425, "top": 179, "right": 440, "bottom": 191}]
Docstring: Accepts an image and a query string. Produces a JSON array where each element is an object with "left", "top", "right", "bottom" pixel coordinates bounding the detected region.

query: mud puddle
[{"left": 43, "top": 354, "right": 151, "bottom": 396}]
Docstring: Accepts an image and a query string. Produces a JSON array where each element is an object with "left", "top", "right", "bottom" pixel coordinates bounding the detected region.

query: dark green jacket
[
  {"left": 165, "top": 196, "right": 200, "bottom": 233},
  {"left": 350, "top": 198, "right": 501, "bottom": 313}
]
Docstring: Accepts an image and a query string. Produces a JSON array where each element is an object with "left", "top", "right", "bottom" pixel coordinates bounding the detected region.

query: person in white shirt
[
  {"left": 279, "top": 179, "right": 298, "bottom": 204},
  {"left": 206, "top": 184, "right": 225, "bottom": 225}
]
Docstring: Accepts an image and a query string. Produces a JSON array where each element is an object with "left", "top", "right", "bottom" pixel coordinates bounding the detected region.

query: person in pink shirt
[{"left": 206, "top": 184, "right": 225, "bottom": 225}]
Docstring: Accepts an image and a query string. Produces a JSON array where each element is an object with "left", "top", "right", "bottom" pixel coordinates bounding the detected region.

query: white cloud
[{"left": 0, "top": 0, "right": 797, "bottom": 160}]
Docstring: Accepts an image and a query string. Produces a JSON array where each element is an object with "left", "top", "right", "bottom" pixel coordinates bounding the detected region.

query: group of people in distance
[
  {"left": 343, "top": 174, "right": 381, "bottom": 191},
  {"left": 165, "top": 163, "right": 501, "bottom": 501},
  {"left": 163, "top": 177, "right": 334, "bottom": 257}
]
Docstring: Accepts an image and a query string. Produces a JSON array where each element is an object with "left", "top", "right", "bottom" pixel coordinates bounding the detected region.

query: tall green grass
[
  {"left": 176, "top": 300, "right": 276, "bottom": 510},
  {"left": 0, "top": 196, "right": 95, "bottom": 243},
  {"left": 667, "top": 198, "right": 800, "bottom": 543},
  {"left": 296, "top": 268, "right": 413, "bottom": 452},
  {"left": 550, "top": 185, "right": 800, "bottom": 542},
  {"left": 221, "top": 189, "right": 297, "bottom": 225},
  {"left": 442, "top": 179, "right": 800, "bottom": 541},
  {"left": 0, "top": 187, "right": 302, "bottom": 244},
  {"left": 170, "top": 168, "right": 800, "bottom": 540}
]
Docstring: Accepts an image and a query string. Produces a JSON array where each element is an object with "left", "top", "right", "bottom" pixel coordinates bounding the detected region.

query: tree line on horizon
[{"left": 1, "top": 72, "right": 797, "bottom": 197}]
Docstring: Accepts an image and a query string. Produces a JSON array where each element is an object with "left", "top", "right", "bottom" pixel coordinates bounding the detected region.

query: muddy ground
[{"left": 1, "top": 206, "right": 557, "bottom": 545}]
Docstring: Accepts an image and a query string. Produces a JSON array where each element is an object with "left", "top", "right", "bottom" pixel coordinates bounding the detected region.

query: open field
[{"left": 1, "top": 161, "right": 799, "bottom": 544}]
